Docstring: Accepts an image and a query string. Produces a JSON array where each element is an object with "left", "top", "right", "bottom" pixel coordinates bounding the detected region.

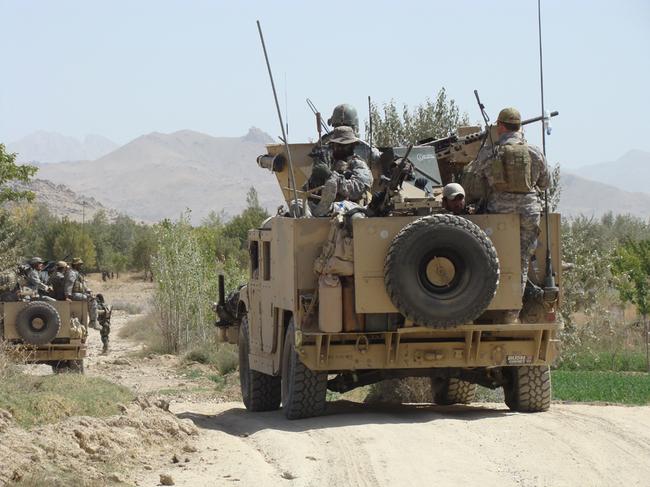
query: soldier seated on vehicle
[
  {"left": 64, "top": 257, "right": 100, "bottom": 329},
  {"left": 441, "top": 183, "right": 467, "bottom": 215},
  {"left": 48, "top": 260, "right": 68, "bottom": 300},
  {"left": 325, "top": 103, "right": 381, "bottom": 167},
  {"left": 309, "top": 126, "right": 374, "bottom": 217},
  {"left": 25, "top": 257, "right": 55, "bottom": 301}
]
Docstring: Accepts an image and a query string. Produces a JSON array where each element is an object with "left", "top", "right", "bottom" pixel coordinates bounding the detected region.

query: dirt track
[{"left": 73, "top": 277, "right": 650, "bottom": 486}]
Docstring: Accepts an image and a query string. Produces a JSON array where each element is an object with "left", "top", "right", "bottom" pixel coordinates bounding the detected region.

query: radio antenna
[
  {"left": 256, "top": 20, "right": 300, "bottom": 216},
  {"left": 537, "top": 0, "right": 558, "bottom": 296}
]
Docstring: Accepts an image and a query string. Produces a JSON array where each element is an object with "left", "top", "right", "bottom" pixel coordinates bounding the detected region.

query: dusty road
[{"left": 82, "top": 276, "right": 650, "bottom": 487}]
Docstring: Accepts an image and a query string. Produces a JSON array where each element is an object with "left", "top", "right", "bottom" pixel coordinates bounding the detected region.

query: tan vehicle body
[
  {"left": 223, "top": 135, "right": 561, "bottom": 418},
  {"left": 1, "top": 300, "right": 88, "bottom": 366}
]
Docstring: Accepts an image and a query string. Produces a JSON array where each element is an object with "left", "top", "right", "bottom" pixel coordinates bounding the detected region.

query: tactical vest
[
  {"left": 490, "top": 141, "right": 533, "bottom": 193},
  {"left": 72, "top": 273, "right": 85, "bottom": 294}
]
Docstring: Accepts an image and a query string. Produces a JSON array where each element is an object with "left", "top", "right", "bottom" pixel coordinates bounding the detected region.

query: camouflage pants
[
  {"left": 70, "top": 293, "right": 98, "bottom": 323},
  {"left": 100, "top": 322, "right": 110, "bottom": 346}
]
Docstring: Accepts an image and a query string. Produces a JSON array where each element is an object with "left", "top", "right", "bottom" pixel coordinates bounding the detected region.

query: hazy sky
[{"left": 1, "top": 0, "right": 649, "bottom": 168}]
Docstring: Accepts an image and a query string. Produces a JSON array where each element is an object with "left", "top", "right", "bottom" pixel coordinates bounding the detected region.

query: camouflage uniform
[
  {"left": 48, "top": 269, "right": 67, "bottom": 300},
  {"left": 311, "top": 155, "right": 373, "bottom": 217},
  {"left": 64, "top": 266, "right": 99, "bottom": 328},
  {"left": 473, "top": 130, "right": 549, "bottom": 293},
  {"left": 26, "top": 267, "right": 49, "bottom": 293}
]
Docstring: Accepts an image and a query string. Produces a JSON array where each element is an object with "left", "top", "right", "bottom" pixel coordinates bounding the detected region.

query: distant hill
[
  {"left": 559, "top": 173, "right": 650, "bottom": 220},
  {"left": 7, "top": 131, "right": 118, "bottom": 163},
  {"left": 6, "top": 179, "right": 120, "bottom": 222},
  {"left": 36, "top": 127, "right": 283, "bottom": 223},
  {"left": 572, "top": 150, "right": 650, "bottom": 195}
]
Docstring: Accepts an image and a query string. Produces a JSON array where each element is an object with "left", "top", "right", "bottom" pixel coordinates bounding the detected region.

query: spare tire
[
  {"left": 384, "top": 214, "right": 499, "bottom": 327},
  {"left": 15, "top": 301, "right": 61, "bottom": 345}
]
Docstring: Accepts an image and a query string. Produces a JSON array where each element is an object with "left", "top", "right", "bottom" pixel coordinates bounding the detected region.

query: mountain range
[
  {"left": 570, "top": 150, "right": 650, "bottom": 195},
  {"left": 7, "top": 131, "right": 118, "bottom": 163},
  {"left": 35, "top": 128, "right": 282, "bottom": 223}
]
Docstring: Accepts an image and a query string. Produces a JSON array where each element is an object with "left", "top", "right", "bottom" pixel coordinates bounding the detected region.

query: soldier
[
  {"left": 25, "top": 257, "right": 53, "bottom": 296},
  {"left": 311, "top": 126, "right": 374, "bottom": 217},
  {"left": 48, "top": 261, "right": 68, "bottom": 300},
  {"left": 441, "top": 183, "right": 466, "bottom": 215},
  {"left": 326, "top": 103, "right": 381, "bottom": 166},
  {"left": 64, "top": 257, "right": 100, "bottom": 330},
  {"left": 470, "top": 107, "right": 549, "bottom": 303}
]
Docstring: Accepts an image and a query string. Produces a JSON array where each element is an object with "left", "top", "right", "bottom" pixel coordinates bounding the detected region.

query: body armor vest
[{"left": 490, "top": 141, "right": 533, "bottom": 193}]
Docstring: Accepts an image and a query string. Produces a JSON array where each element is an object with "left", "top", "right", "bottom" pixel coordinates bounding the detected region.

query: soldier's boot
[
  {"left": 101, "top": 340, "right": 109, "bottom": 354},
  {"left": 90, "top": 319, "right": 102, "bottom": 331}
]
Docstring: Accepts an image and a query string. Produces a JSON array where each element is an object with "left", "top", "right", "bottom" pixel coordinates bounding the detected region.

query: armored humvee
[
  {"left": 215, "top": 127, "right": 561, "bottom": 419},
  {"left": 0, "top": 279, "right": 98, "bottom": 373}
]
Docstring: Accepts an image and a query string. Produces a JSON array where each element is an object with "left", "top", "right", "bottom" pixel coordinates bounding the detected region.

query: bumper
[{"left": 297, "top": 323, "right": 562, "bottom": 371}]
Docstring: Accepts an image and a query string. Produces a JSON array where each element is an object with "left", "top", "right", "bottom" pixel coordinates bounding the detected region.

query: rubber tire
[
  {"left": 281, "top": 320, "right": 327, "bottom": 420},
  {"left": 238, "top": 316, "right": 281, "bottom": 412},
  {"left": 385, "top": 214, "right": 499, "bottom": 328},
  {"left": 504, "top": 366, "right": 551, "bottom": 412},
  {"left": 432, "top": 377, "right": 477, "bottom": 405},
  {"left": 15, "top": 301, "right": 61, "bottom": 345},
  {"left": 51, "top": 360, "right": 84, "bottom": 374}
]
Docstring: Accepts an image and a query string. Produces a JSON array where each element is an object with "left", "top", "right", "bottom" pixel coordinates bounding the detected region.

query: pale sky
[{"left": 1, "top": 0, "right": 649, "bottom": 168}]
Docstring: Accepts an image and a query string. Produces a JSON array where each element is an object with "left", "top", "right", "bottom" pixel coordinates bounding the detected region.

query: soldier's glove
[
  {"left": 309, "top": 162, "right": 332, "bottom": 188},
  {"left": 414, "top": 177, "right": 428, "bottom": 190}
]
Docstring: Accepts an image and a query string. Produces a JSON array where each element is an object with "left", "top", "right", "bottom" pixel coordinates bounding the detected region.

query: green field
[{"left": 552, "top": 370, "right": 650, "bottom": 405}]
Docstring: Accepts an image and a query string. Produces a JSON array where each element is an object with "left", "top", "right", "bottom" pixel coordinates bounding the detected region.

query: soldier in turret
[
  {"left": 469, "top": 107, "right": 549, "bottom": 306},
  {"left": 310, "top": 126, "right": 373, "bottom": 217},
  {"left": 326, "top": 103, "right": 381, "bottom": 166}
]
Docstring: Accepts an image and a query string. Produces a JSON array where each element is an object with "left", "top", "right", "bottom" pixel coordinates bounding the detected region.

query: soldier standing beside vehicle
[
  {"left": 470, "top": 107, "right": 549, "bottom": 303},
  {"left": 311, "top": 126, "right": 374, "bottom": 217},
  {"left": 64, "top": 258, "right": 100, "bottom": 330}
]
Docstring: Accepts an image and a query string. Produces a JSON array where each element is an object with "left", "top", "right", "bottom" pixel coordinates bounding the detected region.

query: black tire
[
  {"left": 432, "top": 377, "right": 477, "bottom": 405},
  {"left": 15, "top": 301, "right": 61, "bottom": 345},
  {"left": 51, "top": 360, "right": 85, "bottom": 374},
  {"left": 503, "top": 366, "right": 551, "bottom": 412},
  {"left": 238, "top": 316, "right": 281, "bottom": 412},
  {"left": 385, "top": 214, "right": 499, "bottom": 328},
  {"left": 281, "top": 320, "right": 327, "bottom": 419}
]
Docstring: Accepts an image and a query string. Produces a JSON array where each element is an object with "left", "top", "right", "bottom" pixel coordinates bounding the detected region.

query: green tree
[
  {"left": 612, "top": 239, "right": 650, "bottom": 371},
  {"left": 367, "top": 88, "right": 469, "bottom": 146},
  {"left": 0, "top": 143, "right": 37, "bottom": 204},
  {"left": 131, "top": 228, "right": 158, "bottom": 279},
  {"left": 52, "top": 219, "right": 97, "bottom": 267}
]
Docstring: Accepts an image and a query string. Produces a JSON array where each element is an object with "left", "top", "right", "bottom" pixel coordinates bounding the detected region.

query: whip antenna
[
  {"left": 257, "top": 20, "right": 300, "bottom": 217},
  {"left": 537, "top": 0, "right": 558, "bottom": 296}
]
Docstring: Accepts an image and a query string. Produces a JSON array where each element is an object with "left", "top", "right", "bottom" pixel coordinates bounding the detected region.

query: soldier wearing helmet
[
  {"left": 25, "top": 257, "right": 52, "bottom": 295},
  {"left": 325, "top": 103, "right": 381, "bottom": 168},
  {"left": 468, "top": 107, "right": 549, "bottom": 319},
  {"left": 64, "top": 257, "right": 100, "bottom": 332},
  {"left": 310, "top": 126, "right": 374, "bottom": 217}
]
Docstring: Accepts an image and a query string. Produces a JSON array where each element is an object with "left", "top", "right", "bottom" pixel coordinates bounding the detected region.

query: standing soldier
[
  {"left": 48, "top": 261, "right": 68, "bottom": 300},
  {"left": 469, "top": 107, "right": 549, "bottom": 319},
  {"left": 64, "top": 258, "right": 100, "bottom": 331}
]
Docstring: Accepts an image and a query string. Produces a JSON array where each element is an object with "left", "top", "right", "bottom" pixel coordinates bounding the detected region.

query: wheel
[
  {"left": 238, "top": 316, "right": 281, "bottom": 412},
  {"left": 432, "top": 377, "right": 477, "bottom": 405},
  {"left": 15, "top": 301, "right": 61, "bottom": 345},
  {"left": 384, "top": 214, "right": 499, "bottom": 328},
  {"left": 281, "top": 320, "right": 327, "bottom": 419},
  {"left": 51, "top": 360, "right": 85, "bottom": 374},
  {"left": 503, "top": 366, "right": 551, "bottom": 412}
]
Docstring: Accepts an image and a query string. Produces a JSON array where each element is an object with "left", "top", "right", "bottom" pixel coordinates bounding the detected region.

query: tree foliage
[
  {"left": 366, "top": 88, "right": 469, "bottom": 147},
  {"left": 612, "top": 239, "right": 650, "bottom": 316},
  {"left": 0, "top": 143, "right": 37, "bottom": 204}
]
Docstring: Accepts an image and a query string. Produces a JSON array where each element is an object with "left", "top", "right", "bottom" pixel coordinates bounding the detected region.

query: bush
[{"left": 183, "top": 342, "right": 239, "bottom": 375}]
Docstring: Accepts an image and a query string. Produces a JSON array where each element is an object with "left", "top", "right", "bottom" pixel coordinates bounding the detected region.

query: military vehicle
[
  {"left": 214, "top": 121, "right": 561, "bottom": 420},
  {"left": 0, "top": 270, "right": 109, "bottom": 373}
]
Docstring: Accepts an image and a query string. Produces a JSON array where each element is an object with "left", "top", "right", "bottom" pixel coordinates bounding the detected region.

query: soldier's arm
[
  {"left": 529, "top": 146, "right": 550, "bottom": 190},
  {"left": 27, "top": 270, "right": 49, "bottom": 291},
  {"left": 64, "top": 273, "right": 74, "bottom": 297}
]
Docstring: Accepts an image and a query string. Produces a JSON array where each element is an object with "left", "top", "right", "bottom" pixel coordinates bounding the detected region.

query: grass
[
  {"left": 110, "top": 299, "right": 146, "bottom": 315},
  {"left": 183, "top": 342, "right": 238, "bottom": 374},
  {"left": 557, "top": 350, "right": 648, "bottom": 372},
  {"left": 552, "top": 370, "right": 650, "bottom": 405},
  {"left": 0, "top": 371, "right": 134, "bottom": 428}
]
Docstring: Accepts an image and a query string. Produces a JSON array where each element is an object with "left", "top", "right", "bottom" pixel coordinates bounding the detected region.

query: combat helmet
[
  {"left": 328, "top": 104, "right": 359, "bottom": 132},
  {"left": 28, "top": 257, "right": 44, "bottom": 266},
  {"left": 71, "top": 257, "right": 84, "bottom": 266}
]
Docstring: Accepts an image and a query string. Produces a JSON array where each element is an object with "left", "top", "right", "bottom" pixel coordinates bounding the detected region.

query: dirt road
[{"left": 82, "top": 277, "right": 650, "bottom": 486}]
